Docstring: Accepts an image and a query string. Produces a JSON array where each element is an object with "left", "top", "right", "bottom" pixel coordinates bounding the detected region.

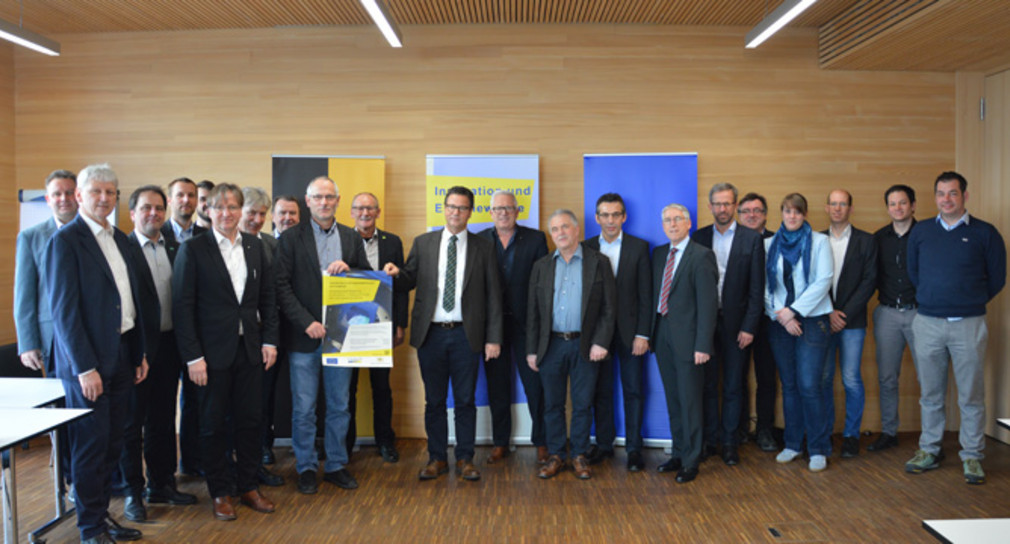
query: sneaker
[
  {"left": 840, "top": 436, "right": 859, "bottom": 458},
  {"left": 905, "top": 449, "right": 943, "bottom": 473},
  {"left": 808, "top": 455, "right": 827, "bottom": 472},
  {"left": 963, "top": 459, "right": 985, "bottom": 485},
  {"left": 776, "top": 448, "right": 801, "bottom": 464}
]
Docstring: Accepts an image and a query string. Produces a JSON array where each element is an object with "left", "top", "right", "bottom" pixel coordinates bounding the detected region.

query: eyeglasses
[
  {"left": 351, "top": 205, "right": 378, "bottom": 212},
  {"left": 444, "top": 204, "right": 471, "bottom": 212},
  {"left": 308, "top": 194, "right": 337, "bottom": 202},
  {"left": 212, "top": 205, "right": 242, "bottom": 213},
  {"left": 491, "top": 206, "right": 517, "bottom": 214}
]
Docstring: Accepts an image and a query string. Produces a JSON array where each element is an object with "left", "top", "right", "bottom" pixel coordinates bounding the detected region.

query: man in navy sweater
[{"left": 905, "top": 171, "right": 1006, "bottom": 485}]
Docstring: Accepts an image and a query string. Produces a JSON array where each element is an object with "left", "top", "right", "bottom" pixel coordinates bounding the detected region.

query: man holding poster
[{"left": 276, "top": 176, "right": 368, "bottom": 495}]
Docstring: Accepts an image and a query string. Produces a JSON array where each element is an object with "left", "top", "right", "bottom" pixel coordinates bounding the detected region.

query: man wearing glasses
[
  {"left": 384, "top": 186, "right": 503, "bottom": 482},
  {"left": 276, "top": 176, "right": 368, "bottom": 494},
  {"left": 736, "top": 193, "right": 779, "bottom": 452},
  {"left": 477, "top": 190, "right": 549, "bottom": 465}
]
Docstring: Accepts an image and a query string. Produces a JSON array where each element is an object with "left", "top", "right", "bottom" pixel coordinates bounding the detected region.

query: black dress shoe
[
  {"left": 722, "top": 445, "right": 740, "bottom": 466},
  {"left": 657, "top": 457, "right": 682, "bottom": 473},
  {"left": 379, "top": 444, "right": 400, "bottom": 463},
  {"left": 323, "top": 468, "right": 359, "bottom": 490},
  {"left": 701, "top": 444, "right": 718, "bottom": 461},
  {"left": 105, "top": 516, "right": 142, "bottom": 541},
  {"left": 627, "top": 451, "right": 645, "bottom": 472},
  {"left": 587, "top": 446, "right": 614, "bottom": 465},
  {"left": 262, "top": 447, "right": 276, "bottom": 465},
  {"left": 297, "top": 471, "right": 318, "bottom": 495},
  {"left": 146, "top": 484, "right": 197, "bottom": 505},
  {"left": 676, "top": 466, "right": 699, "bottom": 483},
  {"left": 124, "top": 494, "right": 147, "bottom": 522},
  {"left": 841, "top": 436, "right": 860, "bottom": 458},
  {"left": 756, "top": 428, "right": 778, "bottom": 452},
  {"left": 258, "top": 466, "right": 284, "bottom": 487},
  {"left": 867, "top": 433, "right": 898, "bottom": 452},
  {"left": 82, "top": 531, "right": 115, "bottom": 544}
]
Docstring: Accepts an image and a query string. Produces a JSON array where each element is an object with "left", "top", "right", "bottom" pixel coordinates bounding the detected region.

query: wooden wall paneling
[
  {"left": 0, "top": 44, "right": 16, "bottom": 346},
  {"left": 13, "top": 24, "right": 956, "bottom": 437}
]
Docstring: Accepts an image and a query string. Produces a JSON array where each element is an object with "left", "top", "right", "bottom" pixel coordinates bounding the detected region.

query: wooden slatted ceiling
[{"left": 0, "top": 0, "right": 856, "bottom": 33}]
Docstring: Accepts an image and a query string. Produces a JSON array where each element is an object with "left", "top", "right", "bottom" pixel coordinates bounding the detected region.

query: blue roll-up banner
[{"left": 583, "top": 153, "right": 699, "bottom": 445}]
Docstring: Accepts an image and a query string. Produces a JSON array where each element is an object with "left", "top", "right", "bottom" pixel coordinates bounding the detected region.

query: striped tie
[
  {"left": 658, "top": 247, "right": 678, "bottom": 316},
  {"left": 443, "top": 234, "right": 458, "bottom": 311}
]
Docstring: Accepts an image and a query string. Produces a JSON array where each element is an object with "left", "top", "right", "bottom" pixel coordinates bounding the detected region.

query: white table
[
  {"left": 997, "top": 418, "right": 1010, "bottom": 431},
  {"left": 923, "top": 519, "right": 1010, "bottom": 544},
  {"left": 0, "top": 378, "right": 83, "bottom": 544}
]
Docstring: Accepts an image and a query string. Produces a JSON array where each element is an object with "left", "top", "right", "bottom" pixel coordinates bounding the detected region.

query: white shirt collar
[
  {"left": 134, "top": 230, "right": 163, "bottom": 247},
  {"left": 80, "top": 212, "right": 112, "bottom": 237},
  {"left": 212, "top": 228, "right": 241, "bottom": 247}
]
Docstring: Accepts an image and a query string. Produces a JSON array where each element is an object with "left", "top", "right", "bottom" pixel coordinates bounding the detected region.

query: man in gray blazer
[
  {"left": 384, "top": 186, "right": 503, "bottom": 482},
  {"left": 526, "top": 210, "right": 616, "bottom": 481},
  {"left": 651, "top": 204, "right": 718, "bottom": 483},
  {"left": 15, "top": 169, "right": 77, "bottom": 373}
]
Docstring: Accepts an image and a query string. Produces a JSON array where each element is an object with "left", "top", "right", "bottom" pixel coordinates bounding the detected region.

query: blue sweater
[{"left": 907, "top": 215, "right": 1006, "bottom": 318}]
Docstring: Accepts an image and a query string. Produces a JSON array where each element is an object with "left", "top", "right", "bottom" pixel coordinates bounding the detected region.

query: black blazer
[
  {"left": 160, "top": 221, "right": 206, "bottom": 244},
  {"left": 526, "top": 246, "right": 617, "bottom": 363},
  {"left": 260, "top": 232, "right": 279, "bottom": 267},
  {"left": 650, "top": 241, "right": 719, "bottom": 360},
  {"left": 368, "top": 228, "right": 409, "bottom": 329},
  {"left": 583, "top": 232, "right": 652, "bottom": 346},
  {"left": 172, "top": 231, "right": 279, "bottom": 369},
  {"left": 821, "top": 226, "right": 878, "bottom": 329},
  {"left": 275, "top": 220, "right": 368, "bottom": 352},
  {"left": 691, "top": 224, "right": 765, "bottom": 335},
  {"left": 399, "top": 229, "right": 504, "bottom": 353},
  {"left": 476, "top": 225, "right": 549, "bottom": 335},
  {"left": 127, "top": 232, "right": 180, "bottom": 357},
  {"left": 46, "top": 215, "right": 146, "bottom": 379}
]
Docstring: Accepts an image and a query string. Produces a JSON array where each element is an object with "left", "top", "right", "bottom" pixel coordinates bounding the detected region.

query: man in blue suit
[
  {"left": 46, "top": 163, "right": 148, "bottom": 544},
  {"left": 15, "top": 169, "right": 77, "bottom": 374}
]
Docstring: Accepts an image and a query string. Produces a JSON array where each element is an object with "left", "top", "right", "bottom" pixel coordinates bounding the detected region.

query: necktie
[
  {"left": 443, "top": 234, "right": 458, "bottom": 311},
  {"left": 658, "top": 247, "right": 678, "bottom": 316}
]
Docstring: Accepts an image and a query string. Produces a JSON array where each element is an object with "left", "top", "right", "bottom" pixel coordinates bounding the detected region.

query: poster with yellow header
[
  {"left": 425, "top": 154, "right": 539, "bottom": 231},
  {"left": 321, "top": 270, "right": 394, "bottom": 368}
]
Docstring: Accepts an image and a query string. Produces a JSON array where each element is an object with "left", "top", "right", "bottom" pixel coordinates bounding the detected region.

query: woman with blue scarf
[{"left": 765, "top": 193, "right": 834, "bottom": 472}]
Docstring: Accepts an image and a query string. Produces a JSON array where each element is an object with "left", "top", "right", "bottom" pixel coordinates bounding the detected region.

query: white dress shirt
[{"left": 433, "top": 228, "right": 467, "bottom": 323}]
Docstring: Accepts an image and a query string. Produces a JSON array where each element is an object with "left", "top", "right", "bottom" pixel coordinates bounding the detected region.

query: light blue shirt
[
  {"left": 598, "top": 233, "right": 622, "bottom": 277},
  {"left": 656, "top": 237, "right": 689, "bottom": 313},
  {"left": 764, "top": 231, "right": 834, "bottom": 320},
  {"left": 552, "top": 246, "right": 583, "bottom": 333},
  {"left": 134, "top": 231, "right": 173, "bottom": 331},
  {"left": 312, "top": 219, "right": 343, "bottom": 273},
  {"left": 170, "top": 218, "right": 196, "bottom": 242},
  {"left": 937, "top": 212, "right": 969, "bottom": 232},
  {"left": 712, "top": 222, "right": 736, "bottom": 307}
]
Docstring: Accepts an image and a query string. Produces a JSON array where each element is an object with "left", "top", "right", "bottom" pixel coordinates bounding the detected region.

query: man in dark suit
[
  {"left": 652, "top": 203, "right": 718, "bottom": 484},
  {"left": 272, "top": 195, "right": 301, "bottom": 236},
  {"left": 15, "top": 169, "right": 77, "bottom": 374},
  {"left": 476, "top": 190, "right": 549, "bottom": 465},
  {"left": 119, "top": 186, "right": 197, "bottom": 523},
  {"left": 692, "top": 183, "right": 765, "bottom": 466},
  {"left": 737, "top": 192, "right": 779, "bottom": 452},
  {"left": 46, "top": 163, "right": 147, "bottom": 544},
  {"left": 173, "top": 183, "right": 279, "bottom": 521},
  {"left": 384, "top": 186, "right": 503, "bottom": 482},
  {"left": 527, "top": 209, "right": 616, "bottom": 480},
  {"left": 821, "top": 189, "right": 878, "bottom": 458},
  {"left": 583, "top": 193, "right": 652, "bottom": 471},
  {"left": 239, "top": 186, "right": 284, "bottom": 487},
  {"left": 345, "top": 192, "right": 407, "bottom": 463},
  {"left": 161, "top": 176, "right": 208, "bottom": 477},
  {"left": 276, "top": 176, "right": 368, "bottom": 494}
]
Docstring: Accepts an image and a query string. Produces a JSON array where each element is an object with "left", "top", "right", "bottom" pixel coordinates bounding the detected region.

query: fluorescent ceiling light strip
[
  {"left": 745, "top": 0, "right": 818, "bottom": 49},
  {"left": 0, "top": 17, "right": 59, "bottom": 56},
  {"left": 359, "top": 0, "right": 402, "bottom": 48}
]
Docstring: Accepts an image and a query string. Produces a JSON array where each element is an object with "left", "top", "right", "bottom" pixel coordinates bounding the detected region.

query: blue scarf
[{"left": 767, "top": 221, "right": 812, "bottom": 295}]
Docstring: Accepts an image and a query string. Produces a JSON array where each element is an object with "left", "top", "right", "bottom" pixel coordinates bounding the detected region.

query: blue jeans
[
  {"left": 821, "top": 327, "right": 866, "bottom": 439},
  {"left": 769, "top": 315, "right": 831, "bottom": 456},
  {"left": 540, "top": 338, "right": 598, "bottom": 458},
  {"left": 289, "top": 346, "right": 352, "bottom": 474}
]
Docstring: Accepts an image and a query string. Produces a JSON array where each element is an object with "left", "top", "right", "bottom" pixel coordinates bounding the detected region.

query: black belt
[
  {"left": 434, "top": 321, "right": 464, "bottom": 329},
  {"left": 883, "top": 303, "right": 917, "bottom": 311},
  {"left": 552, "top": 332, "right": 580, "bottom": 340}
]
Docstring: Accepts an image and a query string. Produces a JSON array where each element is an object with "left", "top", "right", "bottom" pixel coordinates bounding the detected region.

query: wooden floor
[{"left": 9, "top": 433, "right": 1010, "bottom": 543}]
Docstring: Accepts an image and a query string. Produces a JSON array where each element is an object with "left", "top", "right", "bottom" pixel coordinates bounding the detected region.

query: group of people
[{"left": 12, "top": 164, "right": 1006, "bottom": 543}]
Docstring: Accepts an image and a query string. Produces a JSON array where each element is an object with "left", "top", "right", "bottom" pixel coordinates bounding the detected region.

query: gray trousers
[
  {"left": 911, "top": 314, "right": 988, "bottom": 460},
  {"left": 873, "top": 305, "right": 917, "bottom": 435}
]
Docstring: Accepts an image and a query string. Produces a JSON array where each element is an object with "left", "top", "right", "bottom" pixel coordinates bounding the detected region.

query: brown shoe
[
  {"left": 536, "top": 446, "right": 550, "bottom": 465},
  {"left": 212, "top": 496, "right": 237, "bottom": 521},
  {"left": 538, "top": 455, "right": 565, "bottom": 479},
  {"left": 487, "top": 446, "right": 509, "bottom": 464},
  {"left": 456, "top": 459, "right": 481, "bottom": 481},
  {"left": 418, "top": 460, "right": 449, "bottom": 480},
  {"left": 573, "top": 455, "right": 592, "bottom": 480},
  {"left": 239, "top": 490, "right": 275, "bottom": 513}
]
